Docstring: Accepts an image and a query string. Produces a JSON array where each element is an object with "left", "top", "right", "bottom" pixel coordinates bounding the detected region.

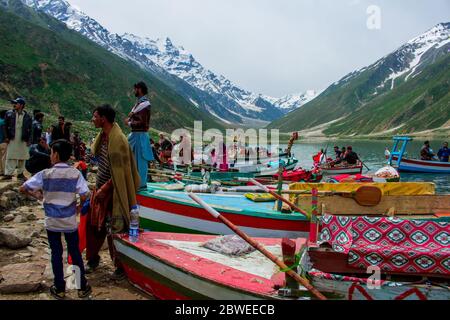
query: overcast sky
[{"left": 66, "top": 0, "right": 449, "bottom": 97}]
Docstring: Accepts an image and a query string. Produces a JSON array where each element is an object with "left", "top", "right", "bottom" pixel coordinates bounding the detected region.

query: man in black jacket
[
  {"left": 2, "top": 97, "right": 32, "bottom": 181},
  {"left": 32, "top": 112, "right": 44, "bottom": 144},
  {"left": 25, "top": 136, "right": 51, "bottom": 175},
  {"left": 51, "top": 116, "right": 71, "bottom": 142}
]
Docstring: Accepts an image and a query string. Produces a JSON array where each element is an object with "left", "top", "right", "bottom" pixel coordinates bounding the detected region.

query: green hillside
[
  {"left": 0, "top": 1, "right": 224, "bottom": 132},
  {"left": 325, "top": 55, "right": 450, "bottom": 135},
  {"left": 268, "top": 26, "right": 450, "bottom": 137}
]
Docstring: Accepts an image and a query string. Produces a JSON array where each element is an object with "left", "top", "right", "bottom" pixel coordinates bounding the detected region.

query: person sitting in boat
[
  {"left": 437, "top": 142, "right": 449, "bottom": 162},
  {"left": 420, "top": 141, "right": 435, "bottom": 161},
  {"left": 333, "top": 146, "right": 343, "bottom": 164},
  {"left": 343, "top": 146, "right": 359, "bottom": 165},
  {"left": 158, "top": 132, "right": 172, "bottom": 163},
  {"left": 313, "top": 149, "right": 324, "bottom": 164}
]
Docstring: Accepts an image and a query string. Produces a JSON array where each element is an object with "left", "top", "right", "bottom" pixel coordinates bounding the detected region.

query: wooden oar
[
  {"left": 359, "top": 158, "right": 371, "bottom": 171},
  {"left": 281, "top": 186, "right": 382, "bottom": 207},
  {"left": 249, "top": 179, "right": 310, "bottom": 219},
  {"left": 188, "top": 193, "right": 327, "bottom": 300},
  {"left": 339, "top": 185, "right": 381, "bottom": 206}
]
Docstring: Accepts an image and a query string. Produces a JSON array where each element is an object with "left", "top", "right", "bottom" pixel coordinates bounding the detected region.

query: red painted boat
[
  {"left": 320, "top": 161, "right": 363, "bottom": 175},
  {"left": 273, "top": 168, "right": 322, "bottom": 183},
  {"left": 114, "top": 232, "right": 308, "bottom": 300},
  {"left": 114, "top": 230, "right": 450, "bottom": 300}
]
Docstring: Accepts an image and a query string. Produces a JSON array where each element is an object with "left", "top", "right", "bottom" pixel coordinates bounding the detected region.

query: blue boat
[{"left": 388, "top": 136, "right": 450, "bottom": 173}]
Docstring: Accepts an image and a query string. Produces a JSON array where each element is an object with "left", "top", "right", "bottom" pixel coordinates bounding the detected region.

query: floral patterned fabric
[{"left": 319, "top": 215, "right": 450, "bottom": 275}]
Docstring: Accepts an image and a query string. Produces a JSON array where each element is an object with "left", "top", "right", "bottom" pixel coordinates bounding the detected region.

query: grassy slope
[
  {"left": 268, "top": 45, "right": 449, "bottom": 136},
  {"left": 0, "top": 2, "right": 225, "bottom": 132},
  {"left": 325, "top": 54, "right": 450, "bottom": 135}
]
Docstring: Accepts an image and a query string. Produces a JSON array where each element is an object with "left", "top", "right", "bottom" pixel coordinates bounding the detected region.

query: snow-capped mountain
[
  {"left": 334, "top": 22, "right": 450, "bottom": 93},
  {"left": 22, "top": 0, "right": 316, "bottom": 124},
  {"left": 264, "top": 90, "right": 319, "bottom": 112},
  {"left": 268, "top": 22, "right": 450, "bottom": 134}
]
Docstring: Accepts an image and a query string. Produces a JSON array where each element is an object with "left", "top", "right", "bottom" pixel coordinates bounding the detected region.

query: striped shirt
[
  {"left": 24, "top": 163, "right": 89, "bottom": 233},
  {"left": 96, "top": 133, "right": 111, "bottom": 189}
]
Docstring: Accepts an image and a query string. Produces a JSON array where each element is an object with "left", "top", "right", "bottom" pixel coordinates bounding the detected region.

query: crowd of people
[
  {"left": 0, "top": 100, "right": 87, "bottom": 182},
  {"left": 420, "top": 141, "right": 449, "bottom": 162},
  {"left": 312, "top": 145, "right": 360, "bottom": 167},
  {"left": 0, "top": 81, "right": 154, "bottom": 300}
]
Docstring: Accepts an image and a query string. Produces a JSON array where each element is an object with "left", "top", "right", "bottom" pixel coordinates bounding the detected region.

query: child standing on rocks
[{"left": 19, "top": 139, "right": 92, "bottom": 300}]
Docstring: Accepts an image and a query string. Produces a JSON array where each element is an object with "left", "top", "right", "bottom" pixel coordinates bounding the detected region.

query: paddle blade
[{"left": 353, "top": 186, "right": 382, "bottom": 207}]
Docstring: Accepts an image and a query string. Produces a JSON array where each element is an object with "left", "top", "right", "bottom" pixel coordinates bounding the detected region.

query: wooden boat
[
  {"left": 391, "top": 156, "right": 450, "bottom": 173},
  {"left": 388, "top": 136, "right": 450, "bottom": 173},
  {"left": 306, "top": 214, "right": 450, "bottom": 300},
  {"left": 273, "top": 168, "right": 323, "bottom": 183},
  {"left": 114, "top": 231, "right": 450, "bottom": 300},
  {"left": 291, "top": 181, "right": 450, "bottom": 219},
  {"left": 114, "top": 232, "right": 308, "bottom": 300},
  {"left": 136, "top": 189, "right": 309, "bottom": 238},
  {"left": 319, "top": 162, "right": 363, "bottom": 175},
  {"left": 307, "top": 270, "right": 449, "bottom": 300}
]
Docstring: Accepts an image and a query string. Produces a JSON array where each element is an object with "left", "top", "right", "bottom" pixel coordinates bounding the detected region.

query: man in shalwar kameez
[
  {"left": 126, "top": 82, "right": 154, "bottom": 190},
  {"left": 2, "top": 97, "right": 32, "bottom": 181}
]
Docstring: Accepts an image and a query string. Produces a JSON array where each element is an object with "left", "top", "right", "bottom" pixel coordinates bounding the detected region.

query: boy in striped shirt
[{"left": 20, "top": 139, "right": 92, "bottom": 299}]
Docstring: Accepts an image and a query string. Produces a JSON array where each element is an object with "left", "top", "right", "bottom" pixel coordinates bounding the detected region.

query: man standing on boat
[
  {"left": 126, "top": 82, "right": 154, "bottom": 190},
  {"left": 420, "top": 141, "right": 435, "bottom": 161},
  {"left": 86, "top": 104, "right": 140, "bottom": 280},
  {"left": 437, "top": 142, "right": 449, "bottom": 162}
]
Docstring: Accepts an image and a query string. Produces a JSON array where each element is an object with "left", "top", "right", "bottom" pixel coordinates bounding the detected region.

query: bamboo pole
[
  {"left": 188, "top": 193, "right": 327, "bottom": 300},
  {"left": 249, "top": 179, "right": 310, "bottom": 219}
]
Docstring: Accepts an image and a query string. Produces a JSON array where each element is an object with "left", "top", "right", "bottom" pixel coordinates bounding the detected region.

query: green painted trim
[
  {"left": 137, "top": 191, "right": 308, "bottom": 222},
  {"left": 118, "top": 252, "right": 210, "bottom": 300},
  {"left": 140, "top": 218, "right": 216, "bottom": 235},
  {"left": 115, "top": 238, "right": 273, "bottom": 300}
]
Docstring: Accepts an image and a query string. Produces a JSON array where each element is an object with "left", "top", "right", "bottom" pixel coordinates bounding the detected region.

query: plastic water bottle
[{"left": 129, "top": 205, "right": 140, "bottom": 242}]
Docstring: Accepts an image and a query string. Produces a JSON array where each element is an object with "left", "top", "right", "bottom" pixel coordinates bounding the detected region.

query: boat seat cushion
[{"left": 319, "top": 215, "right": 449, "bottom": 276}]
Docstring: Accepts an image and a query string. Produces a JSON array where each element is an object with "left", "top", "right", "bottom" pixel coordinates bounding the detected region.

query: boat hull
[
  {"left": 114, "top": 233, "right": 288, "bottom": 300},
  {"left": 137, "top": 191, "right": 309, "bottom": 238},
  {"left": 309, "top": 271, "right": 450, "bottom": 300},
  {"left": 392, "top": 156, "right": 450, "bottom": 173},
  {"left": 320, "top": 165, "right": 363, "bottom": 175}
]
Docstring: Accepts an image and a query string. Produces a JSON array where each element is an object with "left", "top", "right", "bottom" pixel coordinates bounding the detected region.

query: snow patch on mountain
[
  {"left": 265, "top": 90, "right": 319, "bottom": 112},
  {"left": 21, "top": 0, "right": 318, "bottom": 123},
  {"left": 333, "top": 22, "right": 450, "bottom": 92}
]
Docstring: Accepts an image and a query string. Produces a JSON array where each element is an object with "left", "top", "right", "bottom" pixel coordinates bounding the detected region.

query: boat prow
[{"left": 114, "top": 232, "right": 307, "bottom": 300}]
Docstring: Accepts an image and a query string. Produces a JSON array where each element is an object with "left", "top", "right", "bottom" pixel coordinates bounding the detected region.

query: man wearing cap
[
  {"left": 2, "top": 97, "right": 32, "bottom": 181},
  {"left": 125, "top": 82, "right": 154, "bottom": 190}
]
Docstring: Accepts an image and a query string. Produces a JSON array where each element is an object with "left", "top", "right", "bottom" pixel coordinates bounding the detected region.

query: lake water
[{"left": 284, "top": 139, "right": 449, "bottom": 194}]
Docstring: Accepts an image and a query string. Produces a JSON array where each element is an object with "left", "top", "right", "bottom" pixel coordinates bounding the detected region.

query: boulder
[
  {"left": 13, "top": 215, "right": 25, "bottom": 223},
  {"left": 3, "top": 214, "right": 15, "bottom": 222},
  {"left": 0, "top": 263, "right": 45, "bottom": 294},
  {"left": 3, "top": 190, "right": 17, "bottom": 201},
  {"left": 0, "top": 228, "right": 33, "bottom": 249},
  {"left": 26, "top": 213, "right": 37, "bottom": 221},
  {"left": 0, "top": 196, "right": 9, "bottom": 209}
]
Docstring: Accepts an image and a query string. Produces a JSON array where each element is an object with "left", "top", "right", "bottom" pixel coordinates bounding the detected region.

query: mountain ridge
[
  {"left": 21, "top": 0, "right": 317, "bottom": 124},
  {"left": 268, "top": 22, "right": 450, "bottom": 136}
]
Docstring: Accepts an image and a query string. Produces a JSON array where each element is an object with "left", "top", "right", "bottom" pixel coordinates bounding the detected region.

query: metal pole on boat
[
  {"left": 249, "top": 178, "right": 311, "bottom": 219},
  {"left": 188, "top": 192, "right": 327, "bottom": 301}
]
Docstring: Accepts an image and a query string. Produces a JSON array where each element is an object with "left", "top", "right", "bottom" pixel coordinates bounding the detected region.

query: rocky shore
[{"left": 0, "top": 178, "right": 151, "bottom": 300}]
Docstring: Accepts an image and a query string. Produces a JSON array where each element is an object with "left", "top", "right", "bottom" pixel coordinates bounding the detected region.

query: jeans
[{"left": 47, "top": 230, "right": 88, "bottom": 292}]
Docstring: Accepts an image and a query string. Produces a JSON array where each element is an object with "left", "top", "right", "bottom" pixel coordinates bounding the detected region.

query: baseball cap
[{"left": 10, "top": 97, "right": 26, "bottom": 105}]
